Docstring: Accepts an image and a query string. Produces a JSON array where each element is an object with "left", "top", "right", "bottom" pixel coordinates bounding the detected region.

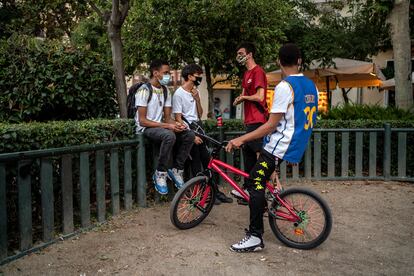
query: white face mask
[
  {"left": 236, "top": 54, "right": 248, "bottom": 65},
  {"left": 159, "top": 74, "right": 170, "bottom": 85}
]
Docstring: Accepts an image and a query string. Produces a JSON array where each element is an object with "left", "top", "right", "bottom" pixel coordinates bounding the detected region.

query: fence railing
[
  {"left": 0, "top": 134, "right": 147, "bottom": 265},
  {"left": 1, "top": 125, "right": 413, "bottom": 265},
  {"left": 219, "top": 124, "right": 414, "bottom": 182}
]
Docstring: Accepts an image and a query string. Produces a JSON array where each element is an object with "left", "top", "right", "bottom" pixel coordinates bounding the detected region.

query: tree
[
  {"left": 388, "top": 0, "right": 413, "bottom": 110},
  {"left": 124, "top": 0, "right": 292, "bottom": 115},
  {"left": 0, "top": 0, "right": 90, "bottom": 39},
  {"left": 89, "top": 0, "right": 130, "bottom": 118}
]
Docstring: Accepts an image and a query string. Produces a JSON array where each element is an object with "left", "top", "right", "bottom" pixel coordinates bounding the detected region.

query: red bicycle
[{"left": 170, "top": 132, "right": 332, "bottom": 249}]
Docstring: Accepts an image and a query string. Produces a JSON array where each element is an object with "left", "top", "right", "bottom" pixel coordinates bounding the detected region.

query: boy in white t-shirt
[
  {"left": 173, "top": 64, "right": 232, "bottom": 204},
  {"left": 135, "top": 59, "right": 195, "bottom": 195}
]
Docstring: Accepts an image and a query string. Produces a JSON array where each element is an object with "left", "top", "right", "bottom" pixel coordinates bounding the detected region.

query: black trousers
[
  {"left": 143, "top": 128, "right": 195, "bottom": 172},
  {"left": 190, "top": 142, "right": 210, "bottom": 176},
  {"left": 243, "top": 123, "right": 263, "bottom": 178},
  {"left": 245, "top": 149, "right": 279, "bottom": 237}
]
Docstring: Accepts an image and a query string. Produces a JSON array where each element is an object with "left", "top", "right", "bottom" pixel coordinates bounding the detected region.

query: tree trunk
[
  {"left": 389, "top": 0, "right": 412, "bottom": 110},
  {"left": 341, "top": 88, "right": 350, "bottom": 104},
  {"left": 108, "top": 22, "right": 127, "bottom": 118},
  {"left": 204, "top": 64, "right": 215, "bottom": 118}
]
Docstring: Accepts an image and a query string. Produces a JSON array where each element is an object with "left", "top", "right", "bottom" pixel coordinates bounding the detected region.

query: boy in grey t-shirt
[{"left": 135, "top": 59, "right": 194, "bottom": 195}]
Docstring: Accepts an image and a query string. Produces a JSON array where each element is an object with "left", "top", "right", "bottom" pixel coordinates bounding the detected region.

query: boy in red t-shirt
[{"left": 232, "top": 42, "right": 268, "bottom": 199}]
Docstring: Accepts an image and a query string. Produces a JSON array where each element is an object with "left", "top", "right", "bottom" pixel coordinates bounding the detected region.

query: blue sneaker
[
  {"left": 153, "top": 170, "right": 168, "bottom": 195},
  {"left": 167, "top": 168, "right": 184, "bottom": 189}
]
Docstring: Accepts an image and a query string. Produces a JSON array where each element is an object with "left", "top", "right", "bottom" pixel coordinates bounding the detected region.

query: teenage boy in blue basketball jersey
[{"left": 225, "top": 43, "right": 318, "bottom": 252}]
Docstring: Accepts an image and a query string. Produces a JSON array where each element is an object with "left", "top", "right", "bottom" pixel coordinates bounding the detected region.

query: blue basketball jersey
[{"left": 263, "top": 75, "right": 318, "bottom": 163}]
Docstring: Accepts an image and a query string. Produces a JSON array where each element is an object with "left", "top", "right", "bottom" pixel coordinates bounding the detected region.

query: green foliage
[
  {"left": 320, "top": 104, "right": 414, "bottom": 120},
  {"left": 0, "top": 35, "right": 118, "bottom": 122},
  {"left": 70, "top": 16, "right": 111, "bottom": 61},
  {"left": 0, "top": 119, "right": 135, "bottom": 153},
  {"left": 0, "top": 0, "right": 90, "bottom": 39},
  {"left": 201, "top": 118, "right": 414, "bottom": 133},
  {"left": 124, "top": 0, "right": 291, "bottom": 75},
  {"left": 287, "top": 0, "right": 392, "bottom": 66}
]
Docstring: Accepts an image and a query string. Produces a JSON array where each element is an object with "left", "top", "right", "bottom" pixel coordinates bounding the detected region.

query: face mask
[
  {"left": 236, "top": 54, "right": 248, "bottom": 65},
  {"left": 193, "top": 76, "right": 202, "bottom": 86},
  {"left": 159, "top": 74, "right": 170, "bottom": 86}
]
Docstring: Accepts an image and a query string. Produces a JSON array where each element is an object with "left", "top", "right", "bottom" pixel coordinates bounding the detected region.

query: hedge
[
  {"left": 1, "top": 118, "right": 414, "bottom": 153},
  {"left": 0, "top": 36, "right": 117, "bottom": 122}
]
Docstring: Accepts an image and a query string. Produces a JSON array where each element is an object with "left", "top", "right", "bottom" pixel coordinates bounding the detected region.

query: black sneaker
[
  {"left": 216, "top": 191, "right": 233, "bottom": 203},
  {"left": 230, "top": 229, "right": 264, "bottom": 253}
]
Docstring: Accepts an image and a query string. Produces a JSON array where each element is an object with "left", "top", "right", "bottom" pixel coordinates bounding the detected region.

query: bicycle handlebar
[{"left": 193, "top": 130, "right": 226, "bottom": 148}]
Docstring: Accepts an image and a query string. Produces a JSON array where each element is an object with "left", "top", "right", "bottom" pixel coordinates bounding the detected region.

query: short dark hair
[
  {"left": 278, "top": 43, "right": 301, "bottom": 67},
  {"left": 181, "top": 64, "right": 203, "bottom": 81},
  {"left": 149, "top": 59, "right": 169, "bottom": 77},
  {"left": 237, "top": 42, "right": 256, "bottom": 57}
]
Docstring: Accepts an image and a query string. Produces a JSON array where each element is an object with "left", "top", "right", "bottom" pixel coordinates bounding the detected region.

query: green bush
[
  {"left": 0, "top": 119, "right": 135, "bottom": 153},
  {"left": 202, "top": 118, "right": 414, "bottom": 133},
  {"left": 320, "top": 104, "right": 414, "bottom": 120},
  {"left": 1, "top": 118, "right": 414, "bottom": 154},
  {"left": 0, "top": 36, "right": 117, "bottom": 123}
]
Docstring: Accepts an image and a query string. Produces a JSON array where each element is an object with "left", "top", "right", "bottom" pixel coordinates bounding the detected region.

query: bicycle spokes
[
  {"left": 176, "top": 182, "right": 212, "bottom": 224},
  {"left": 273, "top": 193, "right": 327, "bottom": 244}
]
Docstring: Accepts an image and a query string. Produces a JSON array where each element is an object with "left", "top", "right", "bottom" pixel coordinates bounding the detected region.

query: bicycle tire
[
  {"left": 170, "top": 176, "right": 216, "bottom": 230},
  {"left": 268, "top": 187, "right": 332, "bottom": 249}
]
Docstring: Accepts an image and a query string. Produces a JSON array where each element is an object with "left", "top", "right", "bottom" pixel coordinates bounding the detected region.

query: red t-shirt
[{"left": 242, "top": 65, "right": 268, "bottom": 124}]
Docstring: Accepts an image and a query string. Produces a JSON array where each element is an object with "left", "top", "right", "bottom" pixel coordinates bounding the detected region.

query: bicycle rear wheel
[
  {"left": 268, "top": 188, "right": 332, "bottom": 249},
  {"left": 170, "top": 176, "right": 216, "bottom": 229}
]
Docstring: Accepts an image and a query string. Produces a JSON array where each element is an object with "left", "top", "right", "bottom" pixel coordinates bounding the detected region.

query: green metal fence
[
  {"left": 0, "top": 125, "right": 413, "bottom": 265},
  {"left": 220, "top": 124, "right": 414, "bottom": 182},
  {"left": 0, "top": 134, "right": 147, "bottom": 265}
]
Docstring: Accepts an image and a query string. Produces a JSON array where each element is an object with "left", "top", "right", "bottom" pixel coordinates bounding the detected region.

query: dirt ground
[{"left": 1, "top": 180, "right": 414, "bottom": 276}]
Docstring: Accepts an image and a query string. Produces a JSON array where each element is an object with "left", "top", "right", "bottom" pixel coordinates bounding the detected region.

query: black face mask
[{"left": 193, "top": 76, "right": 202, "bottom": 86}]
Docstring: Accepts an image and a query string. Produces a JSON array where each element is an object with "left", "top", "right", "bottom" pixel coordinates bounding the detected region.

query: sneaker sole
[{"left": 229, "top": 245, "right": 264, "bottom": 253}]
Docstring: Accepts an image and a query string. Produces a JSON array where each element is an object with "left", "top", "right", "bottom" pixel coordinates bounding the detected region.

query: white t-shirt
[
  {"left": 263, "top": 73, "right": 319, "bottom": 162},
  {"left": 172, "top": 86, "right": 199, "bottom": 125},
  {"left": 263, "top": 74, "right": 298, "bottom": 158},
  {"left": 134, "top": 84, "right": 172, "bottom": 132}
]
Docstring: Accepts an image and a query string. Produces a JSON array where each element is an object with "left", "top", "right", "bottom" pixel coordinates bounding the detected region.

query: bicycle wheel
[
  {"left": 268, "top": 188, "right": 332, "bottom": 249},
  {"left": 170, "top": 176, "right": 216, "bottom": 230}
]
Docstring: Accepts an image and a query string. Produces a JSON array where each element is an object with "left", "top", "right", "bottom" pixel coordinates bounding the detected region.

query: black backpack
[{"left": 127, "top": 82, "right": 168, "bottom": 118}]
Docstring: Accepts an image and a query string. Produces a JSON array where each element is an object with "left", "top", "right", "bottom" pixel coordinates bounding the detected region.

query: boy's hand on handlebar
[
  {"left": 194, "top": 136, "right": 203, "bottom": 145},
  {"left": 225, "top": 138, "right": 244, "bottom": 152}
]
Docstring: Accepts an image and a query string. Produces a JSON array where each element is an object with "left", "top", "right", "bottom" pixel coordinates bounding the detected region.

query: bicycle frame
[{"left": 198, "top": 157, "right": 300, "bottom": 222}]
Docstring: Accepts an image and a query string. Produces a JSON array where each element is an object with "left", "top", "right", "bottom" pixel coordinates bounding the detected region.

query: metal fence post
[
  {"left": 0, "top": 164, "right": 7, "bottom": 260},
  {"left": 383, "top": 123, "right": 391, "bottom": 180},
  {"left": 137, "top": 133, "right": 147, "bottom": 207}
]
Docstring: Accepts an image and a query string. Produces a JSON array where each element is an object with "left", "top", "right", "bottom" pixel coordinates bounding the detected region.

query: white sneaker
[
  {"left": 231, "top": 188, "right": 249, "bottom": 199},
  {"left": 153, "top": 170, "right": 168, "bottom": 195},
  {"left": 230, "top": 231, "right": 264, "bottom": 252},
  {"left": 167, "top": 168, "right": 184, "bottom": 189}
]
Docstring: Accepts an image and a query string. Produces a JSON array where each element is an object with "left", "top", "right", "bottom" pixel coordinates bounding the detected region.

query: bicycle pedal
[{"left": 237, "top": 198, "right": 248, "bottom": 206}]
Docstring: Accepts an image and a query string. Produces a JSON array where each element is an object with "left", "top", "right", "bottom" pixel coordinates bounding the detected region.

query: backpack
[{"left": 127, "top": 82, "right": 168, "bottom": 118}]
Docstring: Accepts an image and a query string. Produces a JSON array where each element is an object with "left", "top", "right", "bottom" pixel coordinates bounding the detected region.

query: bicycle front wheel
[
  {"left": 268, "top": 188, "right": 332, "bottom": 249},
  {"left": 170, "top": 176, "right": 216, "bottom": 230}
]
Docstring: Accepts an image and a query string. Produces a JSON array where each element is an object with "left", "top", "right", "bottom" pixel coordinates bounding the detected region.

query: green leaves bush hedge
[
  {"left": 320, "top": 104, "right": 414, "bottom": 120},
  {"left": 0, "top": 36, "right": 117, "bottom": 123},
  {"left": 1, "top": 118, "right": 414, "bottom": 154},
  {"left": 0, "top": 119, "right": 135, "bottom": 153}
]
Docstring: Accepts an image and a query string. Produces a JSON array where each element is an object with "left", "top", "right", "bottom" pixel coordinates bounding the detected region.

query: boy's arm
[
  {"left": 138, "top": 106, "right": 177, "bottom": 130},
  {"left": 225, "top": 113, "right": 283, "bottom": 152},
  {"left": 239, "top": 87, "right": 265, "bottom": 103}
]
